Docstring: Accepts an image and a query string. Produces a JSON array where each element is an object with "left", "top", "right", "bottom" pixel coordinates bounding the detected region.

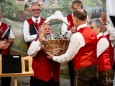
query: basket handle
[{"left": 44, "top": 11, "right": 70, "bottom": 26}]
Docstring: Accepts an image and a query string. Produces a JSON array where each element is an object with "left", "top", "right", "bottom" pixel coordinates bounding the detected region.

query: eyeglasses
[
  {"left": 32, "top": 9, "right": 41, "bottom": 12},
  {"left": 90, "top": 26, "right": 94, "bottom": 29}
]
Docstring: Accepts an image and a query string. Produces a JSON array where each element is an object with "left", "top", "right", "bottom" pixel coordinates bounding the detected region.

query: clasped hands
[{"left": 0, "top": 39, "right": 10, "bottom": 49}]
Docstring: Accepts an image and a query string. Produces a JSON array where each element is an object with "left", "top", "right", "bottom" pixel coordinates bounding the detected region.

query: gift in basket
[{"left": 42, "top": 11, "right": 70, "bottom": 56}]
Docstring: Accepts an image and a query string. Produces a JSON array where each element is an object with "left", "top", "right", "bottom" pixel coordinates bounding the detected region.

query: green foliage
[
  {"left": 0, "top": 0, "right": 19, "bottom": 20},
  {"left": 82, "top": 0, "right": 102, "bottom": 7}
]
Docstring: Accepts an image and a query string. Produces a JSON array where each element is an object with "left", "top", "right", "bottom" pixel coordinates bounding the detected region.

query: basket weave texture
[{"left": 42, "top": 39, "right": 69, "bottom": 56}]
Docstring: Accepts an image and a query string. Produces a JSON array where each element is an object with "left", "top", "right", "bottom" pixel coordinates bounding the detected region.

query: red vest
[
  {"left": 27, "top": 18, "right": 45, "bottom": 46},
  {"left": 32, "top": 49, "right": 60, "bottom": 82},
  {"left": 73, "top": 27, "right": 97, "bottom": 70},
  {"left": 105, "top": 34, "right": 114, "bottom": 66},
  {"left": 67, "top": 14, "right": 74, "bottom": 30},
  {"left": 27, "top": 18, "right": 60, "bottom": 81},
  {"left": 0, "top": 23, "right": 10, "bottom": 54},
  {"left": 27, "top": 18, "right": 45, "bottom": 31},
  {"left": 97, "top": 35, "right": 112, "bottom": 72}
]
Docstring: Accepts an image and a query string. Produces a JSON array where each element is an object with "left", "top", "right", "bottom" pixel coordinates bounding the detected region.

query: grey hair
[
  {"left": 31, "top": 2, "right": 41, "bottom": 8},
  {"left": 89, "top": 18, "right": 103, "bottom": 32}
]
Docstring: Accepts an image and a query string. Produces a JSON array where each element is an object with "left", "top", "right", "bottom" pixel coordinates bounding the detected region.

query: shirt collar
[
  {"left": 103, "top": 30, "right": 108, "bottom": 36},
  {"left": 77, "top": 23, "right": 88, "bottom": 31},
  {"left": 71, "top": 13, "right": 73, "bottom": 17},
  {"left": 32, "top": 16, "right": 40, "bottom": 23},
  {"left": 97, "top": 33, "right": 103, "bottom": 39}
]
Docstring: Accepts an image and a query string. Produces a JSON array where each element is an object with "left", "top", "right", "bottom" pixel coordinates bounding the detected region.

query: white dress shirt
[
  {"left": 23, "top": 16, "right": 41, "bottom": 42},
  {"left": 28, "top": 40, "right": 41, "bottom": 57},
  {"left": 61, "top": 14, "right": 73, "bottom": 35},
  {"left": 53, "top": 24, "right": 89, "bottom": 63},
  {"left": 0, "top": 22, "right": 15, "bottom": 39},
  {"left": 104, "top": 24, "right": 115, "bottom": 46},
  {"left": 97, "top": 33, "right": 109, "bottom": 57},
  {"left": 106, "top": 24, "right": 115, "bottom": 42}
]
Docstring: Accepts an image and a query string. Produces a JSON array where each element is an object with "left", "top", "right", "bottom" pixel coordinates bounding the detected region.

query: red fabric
[
  {"left": 73, "top": 27, "right": 97, "bottom": 70},
  {"left": 32, "top": 49, "right": 60, "bottom": 82},
  {"left": 105, "top": 34, "right": 114, "bottom": 66},
  {"left": 0, "top": 23, "right": 10, "bottom": 54},
  {"left": 67, "top": 14, "right": 74, "bottom": 30},
  {"left": 97, "top": 35, "right": 112, "bottom": 72},
  {"left": 0, "top": 23, "right": 8, "bottom": 39},
  {"left": 27, "top": 18, "right": 45, "bottom": 31}
]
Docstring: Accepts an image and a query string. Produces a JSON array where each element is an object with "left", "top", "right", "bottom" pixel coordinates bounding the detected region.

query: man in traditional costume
[
  {"left": 48, "top": 9, "right": 97, "bottom": 86},
  {"left": 61, "top": 1, "right": 84, "bottom": 86},
  {"left": 0, "top": 9, "right": 15, "bottom": 86},
  {"left": 90, "top": 18, "right": 113, "bottom": 86},
  {"left": 27, "top": 24, "right": 60, "bottom": 86}
]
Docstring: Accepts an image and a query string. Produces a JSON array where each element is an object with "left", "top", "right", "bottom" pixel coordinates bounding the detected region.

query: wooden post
[{"left": 14, "top": 77, "right": 18, "bottom": 86}]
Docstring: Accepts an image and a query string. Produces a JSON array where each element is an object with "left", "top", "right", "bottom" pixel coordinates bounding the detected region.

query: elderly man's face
[
  {"left": 43, "top": 25, "right": 52, "bottom": 35},
  {"left": 72, "top": 4, "right": 82, "bottom": 12},
  {"left": 31, "top": 4, "right": 41, "bottom": 18}
]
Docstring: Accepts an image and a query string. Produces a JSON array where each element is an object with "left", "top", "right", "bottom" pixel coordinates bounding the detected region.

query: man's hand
[
  {"left": 101, "top": 12, "right": 107, "bottom": 24},
  {"left": 70, "top": 26, "right": 76, "bottom": 33},
  {"left": 0, "top": 41, "right": 6, "bottom": 49},
  {"left": 47, "top": 52, "right": 54, "bottom": 60},
  {"left": 38, "top": 23, "right": 47, "bottom": 42},
  {"left": 2, "top": 42, "right": 10, "bottom": 49}
]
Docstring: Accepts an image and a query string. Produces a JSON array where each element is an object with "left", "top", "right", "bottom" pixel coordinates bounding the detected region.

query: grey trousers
[
  {"left": 74, "top": 65, "right": 98, "bottom": 86},
  {"left": 97, "top": 69, "right": 113, "bottom": 86}
]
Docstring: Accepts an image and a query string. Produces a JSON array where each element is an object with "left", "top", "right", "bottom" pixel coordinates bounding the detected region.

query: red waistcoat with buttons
[
  {"left": 105, "top": 34, "right": 114, "bottom": 66},
  {"left": 0, "top": 23, "right": 10, "bottom": 54},
  {"left": 67, "top": 14, "right": 74, "bottom": 30},
  {"left": 97, "top": 35, "right": 112, "bottom": 72},
  {"left": 27, "top": 18, "right": 60, "bottom": 82},
  {"left": 73, "top": 27, "right": 97, "bottom": 70},
  {"left": 32, "top": 49, "right": 60, "bottom": 82}
]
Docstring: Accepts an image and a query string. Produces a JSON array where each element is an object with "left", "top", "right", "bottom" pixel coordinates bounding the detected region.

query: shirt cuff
[
  {"left": 53, "top": 56, "right": 58, "bottom": 61},
  {"left": 68, "top": 30, "right": 72, "bottom": 34}
]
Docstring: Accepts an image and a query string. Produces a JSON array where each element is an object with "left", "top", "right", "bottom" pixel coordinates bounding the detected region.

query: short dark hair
[
  {"left": 72, "top": 0, "right": 83, "bottom": 9},
  {"left": 73, "top": 9, "right": 87, "bottom": 21}
]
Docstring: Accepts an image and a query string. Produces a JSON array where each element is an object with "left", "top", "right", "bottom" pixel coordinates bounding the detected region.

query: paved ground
[
  {"left": 0, "top": 77, "right": 71, "bottom": 86},
  {"left": 1, "top": 74, "right": 115, "bottom": 86}
]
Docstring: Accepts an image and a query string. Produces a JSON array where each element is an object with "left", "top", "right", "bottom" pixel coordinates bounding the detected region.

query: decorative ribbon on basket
[{"left": 42, "top": 11, "right": 70, "bottom": 56}]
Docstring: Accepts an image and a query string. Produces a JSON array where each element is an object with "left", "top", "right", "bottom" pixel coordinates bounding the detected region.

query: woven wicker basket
[
  {"left": 42, "top": 39, "right": 69, "bottom": 56},
  {"left": 42, "top": 11, "right": 70, "bottom": 56}
]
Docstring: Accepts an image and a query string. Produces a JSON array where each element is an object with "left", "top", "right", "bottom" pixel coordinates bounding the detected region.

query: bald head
[
  {"left": 73, "top": 9, "right": 87, "bottom": 21},
  {"left": 31, "top": 3, "right": 41, "bottom": 8}
]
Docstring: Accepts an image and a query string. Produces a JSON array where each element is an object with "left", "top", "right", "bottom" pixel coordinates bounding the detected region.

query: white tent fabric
[
  {"left": 106, "top": 0, "right": 115, "bottom": 24},
  {"left": 106, "top": 0, "right": 115, "bottom": 15}
]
